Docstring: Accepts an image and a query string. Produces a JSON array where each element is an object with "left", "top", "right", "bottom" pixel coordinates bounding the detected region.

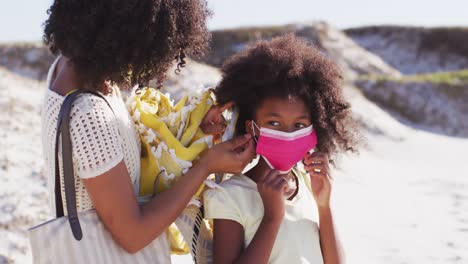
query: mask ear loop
[
  {"left": 251, "top": 121, "right": 260, "bottom": 143},
  {"left": 251, "top": 121, "right": 264, "bottom": 165}
]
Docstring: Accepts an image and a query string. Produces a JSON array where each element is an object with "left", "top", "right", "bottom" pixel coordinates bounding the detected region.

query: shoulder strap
[{"left": 54, "top": 89, "right": 114, "bottom": 241}]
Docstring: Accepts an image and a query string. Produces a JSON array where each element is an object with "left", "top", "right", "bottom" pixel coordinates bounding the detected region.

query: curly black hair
[
  {"left": 215, "top": 34, "right": 360, "bottom": 158},
  {"left": 43, "top": 0, "right": 212, "bottom": 93}
]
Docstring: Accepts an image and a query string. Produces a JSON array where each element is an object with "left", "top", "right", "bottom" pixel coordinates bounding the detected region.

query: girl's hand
[
  {"left": 200, "top": 101, "right": 235, "bottom": 139},
  {"left": 257, "top": 169, "right": 288, "bottom": 222},
  {"left": 200, "top": 134, "right": 255, "bottom": 175},
  {"left": 303, "top": 152, "right": 333, "bottom": 209}
]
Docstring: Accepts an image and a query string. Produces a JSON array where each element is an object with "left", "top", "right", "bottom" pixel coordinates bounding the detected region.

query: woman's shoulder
[
  {"left": 43, "top": 89, "right": 117, "bottom": 125},
  {"left": 72, "top": 92, "right": 115, "bottom": 114}
]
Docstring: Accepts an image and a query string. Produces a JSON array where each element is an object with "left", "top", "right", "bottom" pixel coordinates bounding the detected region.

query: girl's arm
[
  {"left": 84, "top": 135, "right": 254, "bottom": 253},
  {"left": 211, "top": 220, "right": 245, "bottom": 263},
  {"left": 317, "top": 206, "right": 346, "bottom": 264},
  {"left": 304, "top": 152, "right": 345, "bottom": 264},
  {"left": 213, "top": 217, "right": 282, "bottom": 264},
  {"left": 212, "top": 169, "right": 288, "bottom": 264}
]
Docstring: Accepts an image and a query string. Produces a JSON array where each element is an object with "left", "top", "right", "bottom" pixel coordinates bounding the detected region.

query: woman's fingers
[
  {"left": 236, "top": 137, "right": 255, "bottom": 165},
  {"left": 228, "top": 134, "right": 252, "bottom": 150},
  {"left": 208, "top": 135, "right": 253, "bottom": 174},
  {"left": 217, "top": 135, "right": 255, "bottom": 174}
]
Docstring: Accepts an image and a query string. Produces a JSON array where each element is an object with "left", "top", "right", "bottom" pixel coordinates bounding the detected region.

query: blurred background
[{"left": 1, "top": 0, "right": 467, "bottom": 263}]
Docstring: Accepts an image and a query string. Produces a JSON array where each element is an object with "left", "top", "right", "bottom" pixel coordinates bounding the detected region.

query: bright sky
[{"left": 1, "top": 0, "right": 467, "bottom": 43}]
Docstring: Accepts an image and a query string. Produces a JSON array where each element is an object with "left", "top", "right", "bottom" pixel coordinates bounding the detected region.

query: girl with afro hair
[{"left": 204, "top": 35, "right": 359, "bottom": 264}]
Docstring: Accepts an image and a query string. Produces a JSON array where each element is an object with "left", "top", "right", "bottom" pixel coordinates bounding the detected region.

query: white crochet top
[{"left": 41, "top": 57, "right": 141, "bottom": 215}]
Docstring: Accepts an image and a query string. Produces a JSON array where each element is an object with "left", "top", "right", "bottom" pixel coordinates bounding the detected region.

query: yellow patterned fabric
[{"left": 126, "top": 87, "right": 218, "bottom": 255}]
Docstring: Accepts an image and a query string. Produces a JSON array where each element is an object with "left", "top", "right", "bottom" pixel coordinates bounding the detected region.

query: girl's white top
[{"left": 204, "top": 172, "right": 324, "bottom": 264}]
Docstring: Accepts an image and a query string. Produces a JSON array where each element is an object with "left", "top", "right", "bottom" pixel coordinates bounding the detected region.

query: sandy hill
[
  {"left": 356, "top": 71, "right": 468, "bottom": 137},
  {"left": 2, "top": 56, "right": 467, "bottom": 264},
  {"left": 199, "top": 23, "right": 468, "bottom": 138},
  {"left": 203, "top": 22, "right": 400, "bottom": 80},
  {"left": 345, "top": 26, "right": 468, "bottom": 74},
  {"left": 1, "top": 23, "right": 468, "bottom": 263},
  {"left": 0, "top": 43, "right": 54, "bottom": 81}
]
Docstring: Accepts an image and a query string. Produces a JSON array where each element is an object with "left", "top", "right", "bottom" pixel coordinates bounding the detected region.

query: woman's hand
[
  {"left": 84, "top": 135, "right": 253, "bottom": 254},
  {"left": 303, "top": 152, "right": 333, "bottom": 209},
  {"left": 200, "top": 101, "right": 234, "bottom": 140},
  {"left": 199, "top": 133, "right": 255, "bottom": 175},
  {"left": 257, "top": 169, "right": 288, "bottom": 222}
]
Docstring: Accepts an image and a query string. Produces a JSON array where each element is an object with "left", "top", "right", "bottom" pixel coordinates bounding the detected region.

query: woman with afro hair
[
  {"left": 204, "top": 35, "right": 359, "bottom": 264},
  {"left": 40, "top": 0, "right": 255, "bottom": 258}
]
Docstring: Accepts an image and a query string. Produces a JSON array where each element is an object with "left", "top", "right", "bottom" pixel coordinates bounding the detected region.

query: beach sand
[{"left": 1, "top": 66, "right": 467, "bottom": 263}]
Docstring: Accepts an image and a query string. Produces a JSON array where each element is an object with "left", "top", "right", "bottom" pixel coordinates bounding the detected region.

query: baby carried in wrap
[{"left": 126, "top": 87, "right": 237, "bottom": 263}]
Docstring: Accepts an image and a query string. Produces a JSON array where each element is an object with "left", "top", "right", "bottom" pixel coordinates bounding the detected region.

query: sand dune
[{"left": 1, "top": 60, "right": 467, "bottom": 263}]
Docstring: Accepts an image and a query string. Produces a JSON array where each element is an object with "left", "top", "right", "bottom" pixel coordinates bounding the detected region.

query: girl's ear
[{"left": 245, "top": 120, "right": 254, "bottom": 135}]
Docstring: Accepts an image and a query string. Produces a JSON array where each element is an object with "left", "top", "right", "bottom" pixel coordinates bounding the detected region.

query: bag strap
[
  {"left": 54, "top": 89, "right": 115, "bottom": 241},
  {"left": 190, "top": 206, "right": 205, "bottom": 264}
]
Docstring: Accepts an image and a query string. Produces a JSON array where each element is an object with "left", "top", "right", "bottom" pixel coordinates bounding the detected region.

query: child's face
[{"left": 246, "top": 96, "right": 312, "bottom": 135}]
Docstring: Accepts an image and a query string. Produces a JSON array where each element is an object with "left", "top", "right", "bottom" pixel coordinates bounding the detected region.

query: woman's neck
[
  {"left": 51, "top": 56, "right": 110, "bottom": 96},
  {"left": 50, "top": 57, "right": 82, "bottom": 95}
]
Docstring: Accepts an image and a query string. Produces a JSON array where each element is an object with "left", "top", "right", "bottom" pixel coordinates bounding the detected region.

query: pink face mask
[{"left": 252, "top": 121, "right": 318, "bottom": 174}]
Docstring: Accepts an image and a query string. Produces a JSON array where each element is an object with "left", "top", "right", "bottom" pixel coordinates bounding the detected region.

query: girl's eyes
[
  {"left": 268, "top": 121, "right": 280, "bottom": 126},
  {"left": 267, "top": 121, "right": 308, "bottom": 128}
]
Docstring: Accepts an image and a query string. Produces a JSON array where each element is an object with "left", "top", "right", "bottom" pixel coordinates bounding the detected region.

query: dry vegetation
[
  {"left": 0, "top": 43, "right": 54, "bottom": 80},
  {"left": 355, "top": 71, "right": 468, "bottom": 136},
  {"left": 345, "top": 26, "right": 468, "bottom": 62}
]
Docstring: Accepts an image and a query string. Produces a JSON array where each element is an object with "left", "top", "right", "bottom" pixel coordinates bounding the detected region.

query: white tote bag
[
  {"left": 173, "top": 205, "right": 213, "bottom": 264},
  {"left": 28, "top": 90, "right": 171, "bottom": 264}
]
